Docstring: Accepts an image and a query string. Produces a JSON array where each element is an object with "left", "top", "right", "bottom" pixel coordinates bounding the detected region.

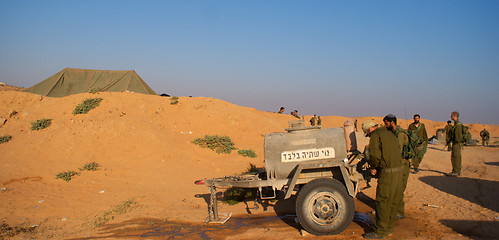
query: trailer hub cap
[{"left": 308, "top": 192, "right": 341, "bottom": 225}]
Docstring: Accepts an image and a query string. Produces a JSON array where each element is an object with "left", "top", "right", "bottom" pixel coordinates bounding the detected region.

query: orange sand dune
[{"left": 0, "top": 89, "right": 498, "bottom": 239}]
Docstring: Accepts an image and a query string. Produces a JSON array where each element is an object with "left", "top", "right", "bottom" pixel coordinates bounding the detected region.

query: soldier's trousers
[
  {"left": 451, "top": 142, "right": 462, "bottom": 174},
  {"left": 396, "top": 159, "right": 410, "bottom": 216},
  {"left": 374, "top": 168, "right": 403, "bottom": 236},
  {"left": 411, "top": 144, "right": 427, "bottom": 169}
]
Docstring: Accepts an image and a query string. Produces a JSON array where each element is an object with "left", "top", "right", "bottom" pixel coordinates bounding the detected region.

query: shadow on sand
[
  {"left": 427, "top": 146, "right": 450, "bottom": 152},
  {"left": 417, "top": 168, "right": 448, "bottom": 175},
  {"left": 419, "top": 176, "right": 499, "bottom": 213},
  {"left": 484, "top": 162, "right": 499, "bottom": 167},
  {"left": 440, "top": 219, "right": 499, "bottom": 240}
]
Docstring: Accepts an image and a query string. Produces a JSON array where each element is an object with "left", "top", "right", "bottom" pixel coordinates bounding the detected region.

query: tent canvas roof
[{"left": 24, "top": 68, "right": 157, "bottom": 97}]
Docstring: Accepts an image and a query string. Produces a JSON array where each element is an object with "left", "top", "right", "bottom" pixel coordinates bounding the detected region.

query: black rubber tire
[{"left": 295, "top": 178, "right": 355, "bottom": 235}]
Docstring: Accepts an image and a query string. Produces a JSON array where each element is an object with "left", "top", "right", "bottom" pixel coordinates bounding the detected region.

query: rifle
[{"left": 443, "top": 139, "right": 451, "bottom": 150}]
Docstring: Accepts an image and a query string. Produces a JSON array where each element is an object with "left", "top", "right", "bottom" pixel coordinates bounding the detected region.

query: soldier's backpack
[
  {"left": 395, "top": 128, "right": 418, "bottom": 159},
  {"left": 455, "top": 122, "right": 472, "bottom": 143},
  {"left": 462, "top": 124, "right": 472, "bottom": 143}
]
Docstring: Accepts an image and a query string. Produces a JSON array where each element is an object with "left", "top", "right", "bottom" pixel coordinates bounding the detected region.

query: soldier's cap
[{"left": 362, "top": 120, "right": 377, "bottom": 136}]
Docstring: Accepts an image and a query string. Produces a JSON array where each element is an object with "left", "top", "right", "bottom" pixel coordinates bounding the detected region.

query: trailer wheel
[{"left": 296, "top": 178, "right": 354, "bottom": 235}]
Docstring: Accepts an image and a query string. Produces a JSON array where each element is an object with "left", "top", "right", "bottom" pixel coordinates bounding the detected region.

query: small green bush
[
  {"left": 245, "top": 163, "right": 259, "bottom": 173},
  {"left": 79, "top": 162, "right": 100, "bottom": 171},
  {"left": 0, "top": 135, "right": 12, "bottom": 144},
  {"left": 192, "top": 135, "right": 237, "bottom": 154},
  {"left": 170, "top": 96, "right": 179, "bottom": 105},
  {"left": 31, "top": 119, "right": 52, "bottom": 131},
  {"left": 238, "top": 149, "right": 257, "bottom": 158},
  {"left": 93, "top": 199, "right": 137, "bottom": 228},
  {"left": 55, "top": 171, "right": 80, "bottom": 182},
  {"left": 73, "top": 98, "right": 103, "bottom": 115},
  {"left": 223, "top": 163, "right": 260, "bottom": 205},
  {"left": 223, "top": 187, "right": 258, "bottom": 205}
]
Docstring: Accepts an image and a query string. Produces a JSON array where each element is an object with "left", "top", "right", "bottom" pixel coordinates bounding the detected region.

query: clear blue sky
[{"left": 1, "top": 1, "right": 498, "bottom": 124}]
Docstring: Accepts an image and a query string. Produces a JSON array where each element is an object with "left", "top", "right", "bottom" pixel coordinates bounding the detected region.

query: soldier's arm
[
  {"left": 397, "top": 133, "right": 407, "bottom": 153},
  {"left": 368, "top": 133, "right": 381, "bottom": 168},
  {"left": 403, "top": 133, "right": 409, "bottom": 148},
  {"left": 455, "top": 124, "right": 463, "bottom": 142},
  {"left": 422, "top": 124, "right": 429, "bottom": 143}
]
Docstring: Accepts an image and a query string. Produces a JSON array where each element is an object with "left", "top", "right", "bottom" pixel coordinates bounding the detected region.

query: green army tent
[{"left": 24, "top": 68, "right": 157, "bottom": 97}]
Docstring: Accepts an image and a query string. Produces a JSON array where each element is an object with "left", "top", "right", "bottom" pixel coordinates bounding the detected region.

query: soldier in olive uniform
[
  {"left": 408, "top": 114, "right": 428, "bottom": 174},
  {"left": 310, "top": 114, "right": 317, "bottom": 126},
  {"left": 480, "top": 129, "right": 490, "bottom": 146},
  {"left": 383, "top": 114, "right": 409, "bottom": 220},
  {"left": 362, "top": 120, "right": 403, "bottom": 239},
  {"left": 444, "top": 121, "right": 453, "bottom": 151},
  {"left": 277, "top": 107, "right": 285, "bottom": 114},
  {"left": 448, "top": 111, "right": 462, "bottom": 177}
]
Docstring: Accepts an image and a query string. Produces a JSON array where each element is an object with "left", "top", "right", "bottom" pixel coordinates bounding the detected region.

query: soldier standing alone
[
  {"left": 408, "top": 114, "right": 428, "bottom": 174},
  {"left": 448, "top": 111, "right": 463, "bottom": 177},
  {"left": 480, "top": 129, "right": 490, "bottom": 146},
  {"left": 362, "top": 120, "right": 403, "bottom": 239}
]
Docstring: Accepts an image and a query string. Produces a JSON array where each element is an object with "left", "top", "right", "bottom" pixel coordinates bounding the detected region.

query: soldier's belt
[{"left": 381, "top": 166, "right": 402, "bottom": 173}]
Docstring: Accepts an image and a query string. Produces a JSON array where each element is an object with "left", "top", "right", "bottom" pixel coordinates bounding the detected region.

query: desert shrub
[
  {"left": 245, "top": 163, "right": 259, "bottom": 173},
  {"left": 0, "top": 135, "right": 12, "bottom": 144},
  {"left": 55, "top": 171, "right": 80, "bottom": 182},
  {"left": 93, "top": 199, "right": 137, "bottom": 228},
  {"left": 170, "top": 96, "right": 179, "bottom": 105},
  {"left": 0, "top": 223, "right": 37, "bottom": 238},
  {"left": 30, "top": 118, "right": 52, "bottom": 131},
  {"left": 223, "top": 187, "right": 258, "bottom": 205},
  {"left": 192, "top": 135, "right": 237, "bottom": 154},
  {"left": 73, "top": 98, "right": 103, "bottom": 115},
  {"left": 238, "top": 149, "right": 257, "bottom": 158},
  {"left": 223, "top": 163, "right": 261, "bottom": 205},
  {"left": 79, "top": 162, "right": 100, "bottom": 171}
]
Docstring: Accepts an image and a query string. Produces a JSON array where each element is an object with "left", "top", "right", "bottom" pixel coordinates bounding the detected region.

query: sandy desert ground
[{"left": 0, "top": 86, "right": 498, "bottom": 240}]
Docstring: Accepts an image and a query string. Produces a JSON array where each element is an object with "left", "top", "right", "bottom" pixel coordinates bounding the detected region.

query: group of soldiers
[
  {"left": 277, "top": 107, "right": 301, "bottom": 119},
  {"left": 360, "top": 111, "right": 464, "bottom": 239},
  {"left": 277, "top": 107, "right": 322, "bottom": 125},
  {"left": 276, "top": 107, "right": 490, "bottom": 238},
  {"left": 309, "top": 114, "right": 321, "bottom": 126}
]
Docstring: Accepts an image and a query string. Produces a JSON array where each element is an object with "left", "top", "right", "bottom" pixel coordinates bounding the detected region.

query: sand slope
[{"left": 0, "top": 89, "right": 498, "bottom": 239}]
